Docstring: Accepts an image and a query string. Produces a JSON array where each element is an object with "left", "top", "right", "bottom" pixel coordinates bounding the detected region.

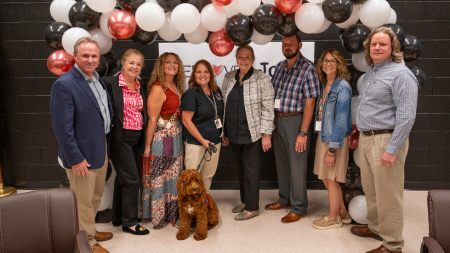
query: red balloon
[
  {"left": 275, "top": 0, "right": 302, "bottom": 14},
  {"left": 212, "top": 0, "right": 233, "bottom": 6},
  {"left": 107, "top": 10, "right": 137, "bottom": 40},
  {"left": 349, "top": 125, "right": 359, "bottom": 150},
  {"left": 209, "top": 28, "right": 234, "bottom": 57},
  {"left": 47, "top": 49, "right": 75, "bottom": 76}
]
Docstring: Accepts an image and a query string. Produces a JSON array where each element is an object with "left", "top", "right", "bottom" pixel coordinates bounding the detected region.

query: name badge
[
  {"left": 215, "top": 119, "right": 222, "bottom": 129},
  {"left": 274, "top": 99, "right": 281, "bottom": 109},
  {"left": 315, "top": 121, "right": 322, "bottom": 132}
]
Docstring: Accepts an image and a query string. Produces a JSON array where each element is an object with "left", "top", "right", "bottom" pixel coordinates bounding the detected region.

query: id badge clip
[
  {"left": 315, "top": 121, "right": 322, "bottom": 132},
  {"left": 274, "top": 99, "right": 281, "bottom": 109}
]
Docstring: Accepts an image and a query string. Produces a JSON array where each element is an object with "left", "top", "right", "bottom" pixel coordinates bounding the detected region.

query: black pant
[
  {"left": 112, "top": 129, "right": 141, "bottom": 227},
  {"left": 230, "top": 139, "right": 262, "bottom": 212}
]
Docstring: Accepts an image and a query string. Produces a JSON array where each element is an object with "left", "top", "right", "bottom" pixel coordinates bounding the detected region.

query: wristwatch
[
  {"left": 299, "top": 131, "right": 307, "bottom": 137},
  {"left": 328, "top": 148, "right": 336, "bottom": 154}
]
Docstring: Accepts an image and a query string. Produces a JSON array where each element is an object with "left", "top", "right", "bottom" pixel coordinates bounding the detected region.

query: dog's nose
[{"left": 192, "top": 187, "right": 197, "bottom": 191}]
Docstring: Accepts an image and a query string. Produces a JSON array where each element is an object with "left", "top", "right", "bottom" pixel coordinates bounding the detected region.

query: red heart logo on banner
[{"left": 212, "top": 64, "right": 224, "bottom": 76}]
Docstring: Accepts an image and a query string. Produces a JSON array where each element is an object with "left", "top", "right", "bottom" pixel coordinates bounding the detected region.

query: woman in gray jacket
[{"left": 221, "top": 44, "right": 275, "bottom": 221}]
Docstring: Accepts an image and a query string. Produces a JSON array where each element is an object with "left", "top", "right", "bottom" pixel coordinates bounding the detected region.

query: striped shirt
[
  {"left": 271, "top": 54, "right": 320, "bottom": 113},
  {"left": 356, "top": 60, "right": 418, "bottom": 155},
  {"left": 119, "top": 73, "right": 143, "bottom": 130}
]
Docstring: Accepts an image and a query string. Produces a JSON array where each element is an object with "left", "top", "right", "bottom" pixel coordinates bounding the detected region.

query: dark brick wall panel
[{"left": 0, "top": 0, "right": 449, "bottom": 189}]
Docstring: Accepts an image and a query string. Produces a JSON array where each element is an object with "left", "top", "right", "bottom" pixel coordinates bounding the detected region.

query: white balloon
[
  {"left": 201, "top": 4, "right": 228, "bottom": 32},
  {"left": 352, "top": 52, "right": 369, "bottom": 72},
  {"left": 145, "top": 0, "right": 157, "bottom": 2},
  {"left": 351, "top": 96, "right": 359, "bottom": 125},
  {"left": 171, "top": 3, "right": 201, "bottom": 34},
  {"left": 315, "top": 18, "right": 331, "bottom": 34},
  {"left": 233, "top": 0, "right": 260, "bottom": 16},
  {"left": 308, "top": 0, "right": 324, "bottom": 3},
  {"left": 295, "top": 3, "right": 324, "bottom": 34},
  {"left": 158, "top": 12, "right": 182, "bottom": 42},
  {"left": 99, "top": 10, "right": 118, "bottom": 39},
  {"left": 85, "top": 0, "right": 115, "bottom": 13},
  {"left": 360, "top": 0, "right": 391, "bottom": 28},
  {"left": 50, "top": 0, "right": 76, "bottom": 24},
  {"left": 336, "top": 4, "right": 361, "bottom": 29},
  {"left": 88, "top": 28, "right": 112, "bottom": 55},
  {"left": 135, "top": 2, "right": 165, "bottom": 32},
  {"left": 348, "top": 195, "right": 367, "bottom": 224},
  {"left": 262, "top": 0, "right": 275, "bottom": 5},
  {"left": 184, "top": 23, "right": 209, "bottom": 44},
  {"left": 357, "top": 74, "right": 365, "bottom": 92},
  {"left": 62, "top": 27, "right": 91, "bottom": 55},
  {"left": 224, "top": 2, "right": 240, "bottom": 18},
  {"left": 385, "top": 8, "right": 397, "bottom": 24},
  {"left": 250, "top": 29, "right": 274, "bottom": 45}
]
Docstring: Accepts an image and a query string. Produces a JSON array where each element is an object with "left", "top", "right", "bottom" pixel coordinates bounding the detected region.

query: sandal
[
  {"left": 234, "top": 210, "right": 259, "bottom": 221},
  {"left": 122, "top": 224, "right": 150, "bottom": 235}
]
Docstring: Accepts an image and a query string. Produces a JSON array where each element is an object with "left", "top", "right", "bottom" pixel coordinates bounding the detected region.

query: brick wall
[{"left": 0, "top": 0, "right": 449, "bottom": 189}]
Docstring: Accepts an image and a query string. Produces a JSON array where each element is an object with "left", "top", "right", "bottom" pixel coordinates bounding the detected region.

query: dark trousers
[
  {"left": 273, "top": 114, "right": 310, "bottom": 216},
  {"left": 230, "top": 139, "right": 262, "bottom": 212},
  {"left": 112, "top": 129, "right": 141, "bottom": 227}
]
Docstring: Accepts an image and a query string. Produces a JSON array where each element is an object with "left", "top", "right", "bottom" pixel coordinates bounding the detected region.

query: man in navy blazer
[{"left": 50, "top": 37, "right": 113, "bottom": 253}]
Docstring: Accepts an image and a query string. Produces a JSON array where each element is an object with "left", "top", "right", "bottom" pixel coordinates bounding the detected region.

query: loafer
[
  {"left": 122, "top": 224, "right": 150, "bottom": 235},
  {"left": 91, "top": 243, "right": 109, "bottom": 253},
  {"left": 232, "top": 203, "right": 245, "bottom": 213},
  {"left": 265, "top": 202, "right": 291, "bottom": 210},
  {"left": 94, "top": 231, "right": 113, "bottom": 242},
  {"left": 351, "top": 225, "right": 383, "bottom": 241},
  {"left": 313, "top": 216, "right": 343, "bottom": 230},
  {"left": 321, "top": 213, "right": 352, "bottom": 224},
  {"left": 367, "top": 245, "right": 402, "bottom": 253},
  {"left": 112, "top": 218, "right": 142, "bottom": 227},
  {"left": 234, "top": 210, "right": 259, "bottom": 221},
  {"left": 281, "top": 212, "right": 306, "bottom": 223}
]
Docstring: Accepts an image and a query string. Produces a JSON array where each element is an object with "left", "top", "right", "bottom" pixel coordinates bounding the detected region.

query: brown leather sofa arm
[
  {"left": 421, "top": 237, "right": 445, "bottom": 253},
  {"left": 75, "top": 231, "right": 93, "bottom": 253}
]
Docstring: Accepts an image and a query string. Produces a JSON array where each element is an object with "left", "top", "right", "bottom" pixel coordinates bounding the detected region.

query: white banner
[{"left": 158, "top": 42, "right": 315, "bottom": 89}]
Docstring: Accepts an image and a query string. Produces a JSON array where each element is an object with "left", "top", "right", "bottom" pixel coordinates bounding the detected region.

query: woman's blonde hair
[
  {"left": 188, "top": 60, "right": 220, "bottom": 93},
  {"left": 147, "top": 52, "right": 186, "bottom": 94},
  {"left": 121, "top": 49, "right": 144, "bottom": 68},
  {"left": 316, "top": 48, "right": 350, "bottom": 83},
  {"left": 363, "top": 27, "right": 403, "bottom": 66}
]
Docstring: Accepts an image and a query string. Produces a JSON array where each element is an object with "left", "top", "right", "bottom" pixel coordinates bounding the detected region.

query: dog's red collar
[{"left": 204, "top": 195, "right": 210, "bottom": 207}]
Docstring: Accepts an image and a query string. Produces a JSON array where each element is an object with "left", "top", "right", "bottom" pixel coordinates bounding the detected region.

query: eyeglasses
[{"left": 322, "top": 59, "right": 337, "bottom": 65}]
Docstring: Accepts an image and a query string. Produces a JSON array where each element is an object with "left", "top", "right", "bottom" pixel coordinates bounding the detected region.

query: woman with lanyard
[{"left": 181, "top": 60, "right": 224, "bottom": 191}]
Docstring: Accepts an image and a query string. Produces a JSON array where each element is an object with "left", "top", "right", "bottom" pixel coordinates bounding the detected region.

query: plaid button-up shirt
[
  {"left": 119, "top": 72, "right": 143, "bottom": 130},
  {"left": 271, "top": 54, "right": 320, "bottom": 113}
]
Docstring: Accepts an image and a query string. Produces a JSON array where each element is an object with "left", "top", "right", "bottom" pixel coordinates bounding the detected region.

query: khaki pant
[
  {"left": 65, "top": 152, "right": 108, "bottom": 247},
  {"left": 359, "top": 133, "right": 409, "bottom": 251},
  {"left": 184, "top": 142, "right": 221, "bottom": 191}
]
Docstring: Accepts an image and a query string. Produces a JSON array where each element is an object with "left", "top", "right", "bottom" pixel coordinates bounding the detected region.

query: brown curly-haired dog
[{"left": 176, "top": 169, "right": 219, "bottom": 241}]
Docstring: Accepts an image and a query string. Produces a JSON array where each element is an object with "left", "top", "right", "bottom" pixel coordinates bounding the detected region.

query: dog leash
[{"left": 196, "top": 143, "right": 217, "bottom": 171}]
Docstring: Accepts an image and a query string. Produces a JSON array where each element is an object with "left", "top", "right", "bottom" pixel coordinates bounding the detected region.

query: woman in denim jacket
[{"left": 312, "top": 49, "right": 353, "bottom": 230}]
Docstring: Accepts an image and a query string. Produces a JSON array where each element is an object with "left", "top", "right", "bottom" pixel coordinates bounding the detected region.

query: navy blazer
[{"left": 50, "top": 67, "right": 113, "bottom": 170}]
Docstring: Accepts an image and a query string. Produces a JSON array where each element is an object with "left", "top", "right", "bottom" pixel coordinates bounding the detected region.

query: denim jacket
[{"left": 314, "top": 77, "right": 353, "bottom": 148}]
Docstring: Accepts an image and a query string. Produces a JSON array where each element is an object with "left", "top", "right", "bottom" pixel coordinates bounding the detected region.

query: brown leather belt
[
  {"left": 160, "top": 113, "right": 180, "bottom": 121},
  {"left": 362, "top": 129, "right": 394, "bottom": 136},
  {"left": 275, "top": 111, "right": 303, "bottom": 118}
]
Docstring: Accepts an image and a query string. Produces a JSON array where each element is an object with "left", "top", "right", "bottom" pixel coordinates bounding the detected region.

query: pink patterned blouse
[{"left": 119, "top": 72, "right": 143, "bottom": 130}]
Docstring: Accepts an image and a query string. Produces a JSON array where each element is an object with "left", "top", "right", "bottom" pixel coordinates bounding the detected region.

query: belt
[
  {"left": 275, "top": 111, "right": 303, "bottom": 118},
  {"left": 160, "top": 113, "right": 180, "bottom": 121},
  {"left": 362, "top": 129, "right": 394, "bottom": 136}
]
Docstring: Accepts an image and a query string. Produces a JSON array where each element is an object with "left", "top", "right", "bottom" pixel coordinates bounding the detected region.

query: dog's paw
[
  {"left": 176, "top": 232, "right": 189, "bottom": 240},
  {"left": 194, "top": 233, "right": 206, "bottom": 241}
]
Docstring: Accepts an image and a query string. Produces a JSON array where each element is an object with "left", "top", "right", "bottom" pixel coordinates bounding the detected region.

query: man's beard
[{"left": 283, "top": 48, "right": 299, "bottom": 59}]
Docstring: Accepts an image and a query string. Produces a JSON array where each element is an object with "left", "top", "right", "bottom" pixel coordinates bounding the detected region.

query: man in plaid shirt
[{"left": 265, "top": 35, "right": 320, "bottom": 223}]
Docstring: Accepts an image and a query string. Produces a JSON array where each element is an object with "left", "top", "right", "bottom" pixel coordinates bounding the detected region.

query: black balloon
[
  {"left": 182, "top": 0, "right": 210, "bottom": 12},
  {"left": 345, "top": 163, "right": 362, "bottom": 189},
  {"left": 157, "top": 0, "right": 181, "bottom": 12},
  {"left": 225, "top": 14, "right": 253, "bottom": 45},
  {"left": 342, "top": 187, "right": 364, "bottom": 211},
  {"left": 45, "top": 22, "right": 71, "bottom": 49},
  {"left": 252, "top": 4, "right": 282, "bottom": 35},
  {"left": 60, "top": 174, "right": 70, "bottom": 188},
  {"left": 117, "top": 0, "right": 145, "bottom": 12},
  {"left": 96, "top": 55, "right": 109, "bottom": 77},
  {"left": 407, "top": 66, "right": 426, "bottom": 91},
  {"left": 342, "top": 24, "right": 371, "bottom": 53},
  {"left": 131, "top": 26, "right": 157, "bottom": 45},
  {"left": 351, "top": 0, "right": 366, "bottom": 3},
  {"left": 322, "top": 0, "right": 353, "bottom": 23},
  {"left": 104, "top": 51, "right": 121, "bottom": 76},
  {"left": 382, "top": 23, "right": 405, "bottom": 48},
  {"left": 348, "top": 64, "right": 363, "bottom": 96},
  {"left": 403, "top": 35, "right": 422, "bottom": 62},
  {"left": 68, "top": 2, "right": 100, "bottom": 31},
  {"left": 278, "top": 12, "right": 299, "bottom": 37}
]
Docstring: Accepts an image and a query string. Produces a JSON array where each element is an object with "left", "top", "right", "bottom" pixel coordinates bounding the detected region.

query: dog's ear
[
  {"left": 176, "top": 171, "right": 186, "bottom": 195},
  {"left": 195, "top": 170, "right": 207, "bottom": 195}
]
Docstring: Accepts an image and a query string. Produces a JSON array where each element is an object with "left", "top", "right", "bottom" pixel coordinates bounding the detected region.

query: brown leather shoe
[
  {"left": 265, "top": 202, "right": 291, "bottom": 210},
  {"left": 91, "top": 243, "right": 109, "bottom": 253},
  {"left": 94, "top": 231, "right": 113, "bottom": 242},
  {"left": 366, "top": 245, "right": 402, "bottom": 253},
  {"left": 351, "top": 225, "right": 382, "bottom": 241},
  {"left": 281, "top": 212, "right": 307, "bottom": 223}
]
